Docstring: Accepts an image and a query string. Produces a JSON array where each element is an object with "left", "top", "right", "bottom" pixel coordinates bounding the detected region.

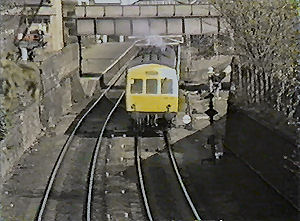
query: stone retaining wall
[
  {"left": 0, "top": 101, "right": 41, "bottom": 180},
  {"left": 0, "top": 43, "right": 100, "bottom": 180}
]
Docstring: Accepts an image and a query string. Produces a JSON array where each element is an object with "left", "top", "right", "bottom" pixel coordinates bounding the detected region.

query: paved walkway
[
  {"left": 225, "top": 109, "right": 299, "bottom": 210},
  {"left": 171, "top": 117, "right": 298, "bottom": 220},
  {"left": 82, "top": 42, "right": 136, "bottom": 75}
]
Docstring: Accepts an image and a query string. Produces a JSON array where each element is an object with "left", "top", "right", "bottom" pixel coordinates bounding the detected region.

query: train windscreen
[
  {"left": 146, "top": 79, "right": 158, "bottom": 94},
  {"left": 130, "top": 79, "right": 143, "bottom": 94},
  {"left": 161, "top": 79, "right": 173, "bottom": 94}
]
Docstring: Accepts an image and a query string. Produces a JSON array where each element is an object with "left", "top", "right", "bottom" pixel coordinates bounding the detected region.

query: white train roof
[{"left": 128, "top": 46, "right": 176, "bottom": 69}]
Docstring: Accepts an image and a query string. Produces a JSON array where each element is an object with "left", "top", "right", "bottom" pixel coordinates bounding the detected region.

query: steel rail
[
  {"left": 164, "top": 132, "right": 202, "bottom": 221},
  {"left": 35, "top": 65, "right": 127, "bottom": 221},
  {"left": 135, "top": 136, "right": 154, "bottom": 221},
  {"left": 86, "top": 91, "right": 125, "bottom": 221}
]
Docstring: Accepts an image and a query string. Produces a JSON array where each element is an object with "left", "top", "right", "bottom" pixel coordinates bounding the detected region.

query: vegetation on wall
[
  {"left": 1, "top": 59, "right": 40, "bottom": 111},
  {"left": 0, "top": 108, "right": 6, "bottom": 141},
  {"left": 0, "top": 58, "right": 41, "bottom": 140}
]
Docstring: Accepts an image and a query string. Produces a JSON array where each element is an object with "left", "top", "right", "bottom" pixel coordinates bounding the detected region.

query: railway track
[
  {"left": 87, "top": 128, "right": 203, "bottom": 221},
  {"left": 35, "top": 66, "right": 127, "bottom": 221},
  {"left": 89, "top": 130, "right": 145, "bottom": 220},
  {"left": 135, "top": 131, "right": 203, "bottom": 221},
  {"left": 86, "top": 91, "right": 125, "bottom": 221}
]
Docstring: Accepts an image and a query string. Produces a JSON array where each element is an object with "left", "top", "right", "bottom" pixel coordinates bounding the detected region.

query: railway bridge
[
  {"left": 62, "top": 2, "right": 226, "bottom": 77},
  {"left": 68, "top": 3, "right": 224, "bottom": 36}
]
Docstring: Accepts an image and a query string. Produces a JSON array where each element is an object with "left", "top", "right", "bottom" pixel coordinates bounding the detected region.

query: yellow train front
[{"left": 126, "top": 46, "right": 179, "bottom": 128}]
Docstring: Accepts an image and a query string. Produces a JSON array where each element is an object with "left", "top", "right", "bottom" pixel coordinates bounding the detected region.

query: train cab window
[
  {"left": 146, "top": 79, "right": 158, "bottom": 94},
  {"left": 161, "top": 78, "right": 173, "bottom": 94},
  {"left": 130, "top": 79, "right": 143, "bottom": 94}
]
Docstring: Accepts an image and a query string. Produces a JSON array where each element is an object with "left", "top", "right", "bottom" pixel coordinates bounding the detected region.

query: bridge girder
[
  {"left": 76, "top": 17, "right": 221, "bottom": 36},
  {"left": 67, "top": 4, "right": 224, "bottom": 36}
]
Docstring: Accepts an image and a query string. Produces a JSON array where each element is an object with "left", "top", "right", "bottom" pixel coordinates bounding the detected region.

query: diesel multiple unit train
[{"left": 125, "top": 46, "right": 179, "bottom": 127}]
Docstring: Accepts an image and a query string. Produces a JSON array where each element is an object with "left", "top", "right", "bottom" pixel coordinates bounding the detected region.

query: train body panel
[
  {"left": 126, "top": 63, "right": 178, "bottom": 113},
  {"left": 127, "top": 95, "right": 178, "bottom": 112}
]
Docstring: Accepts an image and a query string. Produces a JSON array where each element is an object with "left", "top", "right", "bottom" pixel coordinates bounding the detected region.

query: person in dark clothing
[{"left": 201, "top": 134, "right": 217, "bottom": 165}]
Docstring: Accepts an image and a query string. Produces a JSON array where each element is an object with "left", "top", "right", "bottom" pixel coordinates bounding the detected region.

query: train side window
[
  {"left": 146, "top": 79, "right": 158, "bottom": 94},
  {"left": 130, "top": 79, "right": 143, "bottom": 94},
  {"left": 161, "top": 78, "right": 173, "bottom": 94}
]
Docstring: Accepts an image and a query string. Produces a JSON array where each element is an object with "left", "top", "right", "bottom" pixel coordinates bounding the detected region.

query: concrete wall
[
  {"left": 39, "top": 44, "right": 79, "bottom": 128},
  {"left": 0, "top": 43, "right": 100, "bottom": 179}
]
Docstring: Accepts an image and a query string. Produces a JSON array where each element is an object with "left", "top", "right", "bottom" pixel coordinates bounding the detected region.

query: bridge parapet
[{"left": 72, "top": 4, "right": 219, "bottom": 18}]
